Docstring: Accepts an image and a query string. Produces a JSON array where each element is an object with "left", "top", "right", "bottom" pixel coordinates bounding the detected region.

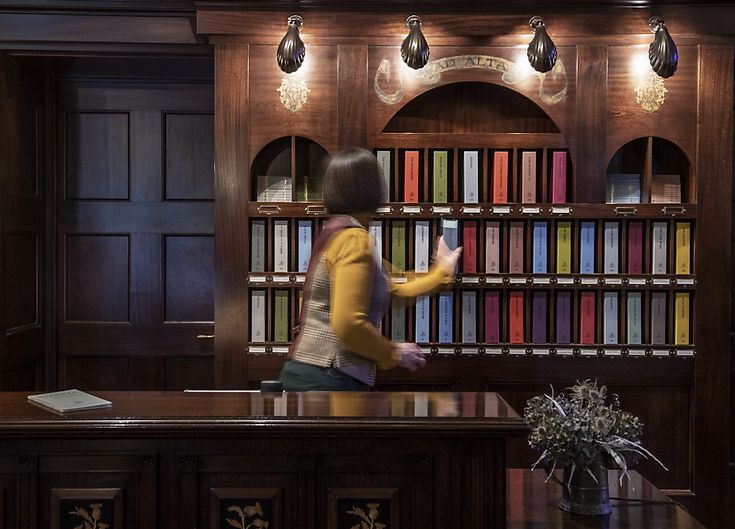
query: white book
[
  {"left": 627, "top": 292, "right": 643, "bottom": 345},
  {"left": 28, "top": 389, "right": 111, "bottom": 414},
  {"left": 603, "top": 222, "right": 619, "bottom": 274},
  {"left": 462, "top": 291, "right": 477, "bottom": 342},
  {"left": 369, "top": 221, "right": 383, "bottom": 260},
  {"left": 251, "top": 290, "right": 266, "bottom": 342},
  {"left": 415, "top": 295, "right": 430, "bottom": 343},
  {"left": 652, "top": 222, "right": 668, "bottom": 274},
  {"left": 251, "top": 219, "right": 266, "bottom": 272},
  {"left": 485, "top": 221, "right": 500, "bottom": 273},
  {"left": 463, "top": 150, "right": 479, "bottom": 204},
  {"left": 414, "top": 220, "right": 430, "bottom": 273},
  {"left": 603, "top": 292, "right": 618, "bottom": 344},
  {"left": 297, "top": 220, "right": 312, "bottom": 273},
  {"left": 651, "top": 291, "right": 667, "bottom": 344},
  {"left": 273, "top": 219, "right": 289, "bottom": 272},
  {"left": 376, "top": 150, "right": 391, "bottom": 197}
]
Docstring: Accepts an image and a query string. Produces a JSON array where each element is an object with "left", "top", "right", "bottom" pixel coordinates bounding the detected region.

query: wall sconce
[
  {"left": 648, "top": 16, "right": 678, "bottom": 78},
  {"left": 401, "top": 15, "right": 430, "bottom": 69},
  {"left": 277, "top": 15, "right": 305, "bottom": 74},
  {"left": 527, "top": 16, "right": 557, "bottom": 73}
]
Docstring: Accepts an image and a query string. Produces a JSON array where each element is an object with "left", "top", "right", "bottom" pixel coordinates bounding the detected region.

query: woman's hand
[
  {"left": 433, "top": 236, "right": 463, "bottom": 276},
  {"left": 396, "top": 342, "right": 427, "bottom": 372}
]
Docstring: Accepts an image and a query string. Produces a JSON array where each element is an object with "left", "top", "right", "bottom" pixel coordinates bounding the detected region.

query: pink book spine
[
  {"left": 492, "top": 151, "right": 508, "bottom": 203},
  {"left": 551, "top": 151, "right": 567, "bottom": 203},
  {"left": 463, "top": 222, "right": 477, "bottom": 274},
  {"left": 485, "top": 221, "right": 500, "bottom": 273},
  {"left": 484, "top": 291, "right": 500, "bottom": 343},
  {"left": 627, "top": 221, "right": 643, "bottom": 274},
  {"left": 521, "top": 151, "right": 537, "bottom": 203},
  {"left": 580, "top": 292, "right": 596, "bottom": 344},
  {"left": 509, "top": 221, "right": 524, "bottom": 273}
]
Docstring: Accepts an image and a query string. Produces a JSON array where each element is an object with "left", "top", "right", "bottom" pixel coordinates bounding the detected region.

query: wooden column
[
  {"left": 214, "top": 44, "right": 249, "bottom": 388},
  {"left": 337, "top": 44, "right": 368, "bottom": 149}
]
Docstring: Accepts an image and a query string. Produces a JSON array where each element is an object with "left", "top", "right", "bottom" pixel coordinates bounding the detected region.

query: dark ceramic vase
[{"left": 558, "top": 460, "right": 612, "bottom": 516}]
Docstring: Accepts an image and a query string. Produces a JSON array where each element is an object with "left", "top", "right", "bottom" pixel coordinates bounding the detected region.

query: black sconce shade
[
  {"left": 648, "top": 16, "right": 678, "bottom": 79},
  {"left": 527, "top": 16, "right": 557, "bottom": 74},
  {"left": 401, "top": 15, "right": 430, "bottom": 70},
  {"left": 277, "top": 15, "right": 305, "bottom": 74}
]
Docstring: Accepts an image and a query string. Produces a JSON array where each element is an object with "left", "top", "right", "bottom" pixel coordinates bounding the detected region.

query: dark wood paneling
[
  {"left": 164, "top": 112, "right": 215, "bottom": 200},
  {"left": 3, "top": 233, "right": 38, "bottom": 329},
  {"left": 164, "top": 356, "right": 213, "bottom": 390},
  {"left": 64, "top": 234, "right": 129, "bottom": 322},
  {"left": 5, "top": 99, "right": 38, "bottom": 198},
  {"left": 63, "top": 356, "right": 129, "bottom": 390},
  {"left": 165, "top": 235, "right": 215, "bottom": 322},
  {"left": 65, "top": 112, "right": 129, "bottom": 200},
  {"left": 337, "top": 44, "right": 367, "bottom": 149},
  {"left": 576, "top": 46, "right": 606, "bottom": 202}
]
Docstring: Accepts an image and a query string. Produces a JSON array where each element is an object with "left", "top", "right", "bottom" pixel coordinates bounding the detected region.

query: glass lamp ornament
[
  {"left": 648, "top": 16, "right": 678, "bottom": 78},
  {"left": 401, "top": 15, "right": 430, "bottom": 70},
  {"left": 277, "top": 15, "right": 306, "bottom": 74},
  {"left": 527, "top": 16, "right": 557, "bottom": 74}
]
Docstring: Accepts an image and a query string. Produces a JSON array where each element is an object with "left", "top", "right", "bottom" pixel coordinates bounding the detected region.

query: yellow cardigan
[{"left": 322, "top": 227, "right": 452, "bottom": 370}]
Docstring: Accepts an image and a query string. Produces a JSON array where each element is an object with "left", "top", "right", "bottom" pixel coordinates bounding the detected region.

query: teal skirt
[{"left": 279, "top": 360, "right": 370, "bottom": 391}]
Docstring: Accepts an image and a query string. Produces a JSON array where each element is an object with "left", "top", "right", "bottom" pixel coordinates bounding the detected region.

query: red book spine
[
  {"left": 509, "top": 291, "right": 524, "bottom": 344},
  {"left": 463, "top": 221, "right": 477, "bottom": 273},
  {"left": 492, "top": 151, "right": 508, "bottom": 203},
  {"left": 485, "top": 291, "right": 500, "bottom": 343},
  {"left": 551, "top": 151, "right": 567, "bottom": 203},
  {"left": 404, "top": 151, "right": 419, "bottom": 203},
  {"left": 627, "top": 221, "right": 643, "bottom": 274},
  {"left": 579, "top": 291, "right": 596, "bottom": 344}
]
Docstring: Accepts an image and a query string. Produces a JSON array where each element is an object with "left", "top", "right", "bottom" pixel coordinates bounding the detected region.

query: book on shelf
[
  {"left": 485, "top": 291, "right": 500, "bottom": 343},
  {"left": 462, "top": 291, "right": 477, "bottom": 342},
  {"left": 556, "top": 291, "right": 572, "bottom": 343},
  {"left": 579, "top": 291, "right": 596, "bottom": 344},
  {"left": 441, "top": 218, "right": 459, "bottom": 250},
  {"left": 627, "top": 221, "right": 643, "bottom": 274},
  {"left": 273, "top": 219, "right": 289, "bottom": 272},
  {"left": 675, "top": 292, "right": 690, "bottom": 345},
  {"left": 273, "top": 290, "right": 290, "bottom": 342},
  {"left": 438, "top": 292, "right": 454, "bottom": 343},
  {"left": 651, "top": 174, "right": 681, "bottom": 204},
  {"left": 369, "top": 221, "right": 383, "bottom": 260},
  {"left": 492, "top": 151, "right": 508, "bottom": 203},
  {"left": 532, "top": 221, "right": 548, "bottom": 274},
  {"left": 675, "top": 222, "right": 691, "bottom": 274},
  {"left": 404, "top": 150, "right": 420, "bottom": 203},
  {"left": 415, "top": 295, "right": 431, "bottom": 343},
  {"left": 650, "top": 291, "right": 667, "bottom": 344},
  {"left": 579, "top": 221, "right": 595, "bottom": 274},
  {"left": 532, "top": 291, "right": 547, "bottom": 344},
  {"left": 391, "top": 221, "right": 406, "bottom": 271},
  {"left": 551, "top": 151, "right": 567, "bottom": 203},
  {"left": 376, "top": 150, "right": 391, "bottom": 197},
  {"left": 257, "top": 175, "right": 292, "bottom": 202},
  {"left": 521, "top": 151, "right": 537, "bottom": 203},
  {"left": 433, "top": 150, "right": 449, "bottom": 203},
  {"left": 27, "top": 389, "right": 112, "bottom": 414},
  {"left": 251, "top": 219, "right": 266, "bottom": 272},
  {"left": 652, "top": 222, "right": 668, "bottom": 274},
  {"left": 250, "top": 290, "right": 266, "bottom": 342},
  {"left": 509, "top": 221, "right": 524, "bottom": 274},
  {"left": 556, "top": 221, "right": 571, "bottom": 274},
  {"left": 463, "top": 150, "right": 479, "bottom": 203},
  {"left": 606, "top": 174, "right": 640, "bottom": 204},
  {"left": 415, "top": 220, "right": 430, "bottom": 273},
  {"left": 603, "top": 222, "right": 619, "bottom": 274},
  {"left": 626, "top": 292, "right": 643, "bottom": 344},
  {"left": 297, "top": 220, "right": 312, "bottom": 273},
  {"left": 463, "top": 221, "right": 478, "bottom": 274},
  {"left": 391, "top": 301, "right": 406, "bottom": 341},
  {"left": 509, "top": 291, "right": 524, "bottom": 343},
  {"left": 485, "top": 221, "right": 501, "bottom": 273},
  {"left": 603, "top": 292, "right": 619, "bottom": 344}
]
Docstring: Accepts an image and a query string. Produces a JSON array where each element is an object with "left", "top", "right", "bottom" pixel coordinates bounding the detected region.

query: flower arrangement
[{"left": 523, "top": 379, "right": 667, "bottom": 484}]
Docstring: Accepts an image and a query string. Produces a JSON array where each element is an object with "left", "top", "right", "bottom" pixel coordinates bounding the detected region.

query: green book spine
[
  {"left": 433, "top": 151, "right": 448, "bottom": 203},
  {"left": 392, "top": 221, "right": 406, "bottom": 271},
  {"left": 273, "top": 290, "right": 290, "bottom": 342}
]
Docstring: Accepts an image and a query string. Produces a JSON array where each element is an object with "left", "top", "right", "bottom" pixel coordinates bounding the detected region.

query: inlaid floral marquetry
[
  {"left": 210, "top": 489, "right": 280, "bottom": 529},
  {"left": 329, "top": 489, "right": 398, "bottom": 529},
  {"left": 59, "top": 499, "right": 113, "bottom": 529}
]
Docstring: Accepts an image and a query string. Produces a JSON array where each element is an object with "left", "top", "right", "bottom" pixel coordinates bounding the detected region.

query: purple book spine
[
  {"left": 484, "top": 291, "right": 500, "bottom": 343},
  {"left": 556, "top": 291, "right": 571, "bottom": 343},
  {"left": 532, "top": 291, "right": 548, "bottom": 344}
]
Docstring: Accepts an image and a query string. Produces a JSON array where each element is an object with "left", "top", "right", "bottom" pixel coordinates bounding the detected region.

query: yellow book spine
[
  {"left": 556, "top": 221, "right": 571, "bottom": 274},
  {"left": 675, "top": 222, "right": 691, "bottom": 274},
  {"left": 674, "top": 292, "right": 690, "bottom": 345}
]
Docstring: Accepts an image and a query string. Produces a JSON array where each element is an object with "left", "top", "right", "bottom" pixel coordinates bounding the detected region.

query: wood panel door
[{"left": 58, "top": 80, "right": 215, "bottom": 390}]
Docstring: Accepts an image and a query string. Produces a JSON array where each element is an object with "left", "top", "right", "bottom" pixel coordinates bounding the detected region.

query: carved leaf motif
[
  {"left": 228, "top": 505, "right": 244, "bottom": 516},
  {"left": 225, "top": 518, "right": 243, "bottom": 529}
]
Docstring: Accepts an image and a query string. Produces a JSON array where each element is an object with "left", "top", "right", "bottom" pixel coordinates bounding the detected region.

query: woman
[{"left": 279, "top": 147, "right": 462, "bottom": 391}]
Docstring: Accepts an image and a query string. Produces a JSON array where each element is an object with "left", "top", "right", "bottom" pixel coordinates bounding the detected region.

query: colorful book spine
[
  {"left": 273, "top": 219, "right": 289, "bottom": 272},
  {"left": 509, "top": 291, "right": 524, "bottom": 343},
  {"left": 415, "top": 295, "right": 431, "bottom": 343},
  {"left": 250, "top": 290, "right": 266, "bottom": 342},
  {"left": 376, "top": 150, "right": 391, "bottom": 198},
  {"left": 463, "top": 221, "right": 478, "bottom": 274},
  {"left": 579, "top": 221, "right": 595, "bottom": 274},
  {"left": 675, "top": 222, "right": 691, "bottom": 274},
  {"left": 492, "top": 151, "right": 508, "bottom": 203},
  {"left": 627, "top": 221, "right": 643, "bottom": 274},
  {"left": 603, "top": 292, "right": 618, "bottom": 344},
  {"left": 626, "top": 292, "right": 643, "bottom": 345},
  {"left": 580, "top": 291, "right": 596, "bottom": 344},
  {"left": 462, "top": 291, "right": 477, "bottom": 342},
  {"left": 532, "top": 291, "right": 548, "bottom": 344},
  {"left": 603, "top": 222, "right": 619, "bottom": 274},
  {"left": 404, "top": 150, "right": 419, "bottom": 203},
  {"left": 273, "top": 290, "right": 290, "bottom": 342},
  {"left": 650, "top": 291, "right": 667, "bottom": 344},
  {"left": 509, "top": 222, "right": 524, "bottom": 273},
  {"left": 391, "top": 301, "right": 406, "bottom": 341},
  {"left": 485, "top": 291, "right": 500, "bottom": 343},
  {"left": 532, "top": 221, "right": 548, "bottom": 274},
  {"left": 391, "top": 221, "right": 406, "bottom": 271},
  {"left": 674, "top": 292, "right": 690, "bottom": 345},
  {"left": 433, "top": 150, "right": 448, "bottom": 203},
  {"left": 556, "top": 221, "right": 571, "bottom": 274},
  {"left": 521, "top": 151, "right": 537, "bottom": 203},
  {"left": 415, "top": 220, "right": 430, "bottom": 273},
  {"left": 485, "top": 221, "right": 501, "bottom": 273},
  {"left": 297, "top": 220, "right": 312, "bottom": 273},
  {"left": 556, "top": 291, "right": 571, "bottom": 343},
  {"left": 551, "top": 151, "right": 567, "bottom": 203},
  {"left": 652, "top": 222, "right": 668, "bottom": 274},
  {"left": 438, "top": 292, "right": 454, "bottom": 343},
  {"left": 250, "top": 219, "right": 266, "bottom": 272},
  {"left": 463, "top": 150, "right": 479, "bottom": 203},
  {"left": 369, "top": 221, "right": 383, "bottom": 260},
  {"left": 441, "top": 218, "right": 459, "bottom": 250}
]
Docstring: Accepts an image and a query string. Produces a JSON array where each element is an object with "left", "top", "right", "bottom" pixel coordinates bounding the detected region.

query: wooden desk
[
  {"left": 507, "top": 469, "right": 705, "bottom": 529},
  {"left": 0, "top": 391, "right": 525, "bottom": 529}
]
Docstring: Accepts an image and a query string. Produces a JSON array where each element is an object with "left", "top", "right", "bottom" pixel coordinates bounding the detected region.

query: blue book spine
[
  {"left": 297, "top": 220, "right": 312, "bottom": 273},
  {"left": 438, "top": 292, "right": 454, "bottom": 343},
  {"left": 579, "top": 221, "right": 596, "bottom": 274},
  {"left": 415, "top": 295, "right": 431, "bottom": 343},
  {"left": 532, "top": 221, "right": 548, "bottom": 273},
  {"left": 441, "top": 219, "right": 459, "bottom": 250}
]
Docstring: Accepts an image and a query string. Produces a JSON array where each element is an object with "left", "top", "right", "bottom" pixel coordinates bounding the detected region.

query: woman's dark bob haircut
[{"left": 323, "top": 147, "right": 387, "bottom": 215}]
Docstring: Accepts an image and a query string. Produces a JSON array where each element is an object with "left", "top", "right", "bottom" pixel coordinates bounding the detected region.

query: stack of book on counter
[
  {"left": 27, "top": 389, "right": 112, "bottom": 414},
  {"left": 256, "top": 175, "right": 291, "bottom": 202}
]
